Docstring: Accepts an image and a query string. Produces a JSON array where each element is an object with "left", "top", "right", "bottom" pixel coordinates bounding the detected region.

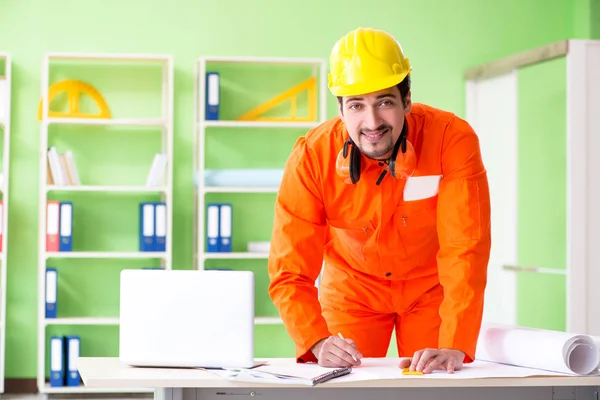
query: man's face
[{"left": 339, "top": 86, "right": 411, "bottom": 160}]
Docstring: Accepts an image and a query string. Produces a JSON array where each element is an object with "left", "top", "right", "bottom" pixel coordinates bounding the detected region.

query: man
[{"left": 267, "top": 27, "right": 491, "bottom": 374}]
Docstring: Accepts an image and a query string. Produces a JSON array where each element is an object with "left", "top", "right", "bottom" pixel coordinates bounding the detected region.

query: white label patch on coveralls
[{"left": 403, "top": 175, "right": 443, "bottom": 201}]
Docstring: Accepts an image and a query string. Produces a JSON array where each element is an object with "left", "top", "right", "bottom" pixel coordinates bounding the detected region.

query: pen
[
  {"left": 337, "top": 332, "right": 358, "bottom": 362},
  {"left": 313, "top": 366, "right": 352, "bottom": 385}
]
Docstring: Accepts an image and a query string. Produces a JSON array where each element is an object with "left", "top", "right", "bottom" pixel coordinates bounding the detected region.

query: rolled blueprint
[
  {"left": 592, "top": 335, "right": 600, "bottom": 370},
  {"left": 475, "top": 323, "right": 600, "bottom": 375}
]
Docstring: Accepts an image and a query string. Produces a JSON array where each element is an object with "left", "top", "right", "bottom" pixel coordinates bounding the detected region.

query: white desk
[{"left": 78, "top": 357, "right": 600, "bottom": 400}]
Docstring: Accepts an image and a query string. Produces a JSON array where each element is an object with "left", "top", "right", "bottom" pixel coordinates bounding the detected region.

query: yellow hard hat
[{"left": 328, "top": 27, "right": 411, "bottom": 97}]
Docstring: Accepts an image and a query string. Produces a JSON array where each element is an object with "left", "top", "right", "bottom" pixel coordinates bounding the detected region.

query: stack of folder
[
  {"left": 139, "top": 202, "right": 167, "bottom": 252},
  {"left": 206, "top": 203, "right": 232, "bottom": 252},
  {"left": 49, "top": 335, "right": 81, "bottom": 387},
  {"left": 46, "top": 201, "right": 72, "bottom": 252},
  {"left": 45, "top": 269, "right": 81, "bottom": 387}
]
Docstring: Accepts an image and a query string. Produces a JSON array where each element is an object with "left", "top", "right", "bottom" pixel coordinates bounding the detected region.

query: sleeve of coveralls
[
  {"left": 436, "top": 117, "right": 492, "bottom": 363},
  {"left": 267, "top": 137, "right": 330, "bottom": 363}
]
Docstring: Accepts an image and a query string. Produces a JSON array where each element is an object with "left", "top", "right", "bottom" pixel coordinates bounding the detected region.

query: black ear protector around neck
[
  {"left": 342, "top": 138, "right": 361, "bottom": 184},
  {"left": 337, "top": 120, "right": 414, "bottom": 185}
]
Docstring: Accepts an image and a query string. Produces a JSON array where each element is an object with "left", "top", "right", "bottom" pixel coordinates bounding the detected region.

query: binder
[
  {"left": 49, "top": 336, "right": 64, "bottom": 387},
  {"left": 205, "top": 72, "right": 220, "bottom": 120},
  {"left": 219, "top": 203, "right": 232, "bottom": 252},
  {"left": 59, "top": 201, "right": 73, "bottom": 251},
  {"left": 139, "top": 202, "right": 155, "bottom": 252},
  {"left": 65, "top": 335, "right": 81, "bottom": 386},
  {"left": 46, "top": 200, "right": 60, "bottom": 252},
  {"left": 206, "top": 203, "right": 220, "bottom": 252},
  {"left": 154, "top": 202, "right": 166, "bottom": 252},
  {"left": 45, "top": 267, "right": 58, "bottom": 318}
]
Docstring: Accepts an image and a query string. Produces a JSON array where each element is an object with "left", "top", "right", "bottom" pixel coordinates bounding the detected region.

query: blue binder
[
  {"left": 206, "top": 203, "right": 220, "bottom": 252},
  {"left": 45, "top": 267, "right": 57, "bottom": 318},
  {"left": 59, "top": 201, "right": 73, "bottom": 251},
  {"left": 205, "top": 72, "right": 220, "bottom": 120},
  {"left": 65, "top": 335, "right": 80, "bottom": 386},
  {"left": 139, "top": 202, "right": 155, "bottom": 252},
  {"left": 154, "top": 202, "right": 166, "bottom": 252},
  {"left": 219, "top": 203, "right": 232, "bottom": 252},
  {"left": 49, "top": 336, "right": 64, "bottom": 387}
]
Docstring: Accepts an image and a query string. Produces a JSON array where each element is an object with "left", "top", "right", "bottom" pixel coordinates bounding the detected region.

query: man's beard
[{"left": 358, "top": 124, "right": 395, "bottom": 159}]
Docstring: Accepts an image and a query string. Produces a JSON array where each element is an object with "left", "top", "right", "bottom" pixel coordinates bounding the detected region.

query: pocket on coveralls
[
  {"left": 327, "top": 219, "right": 374, "bottom": 262},
  {"left": 394, "top": 195, "right": 439, "bottom": 262}
]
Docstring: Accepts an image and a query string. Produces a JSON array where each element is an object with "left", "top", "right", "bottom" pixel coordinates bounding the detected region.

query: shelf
[
  {"left": 255, "top": 317, "right": 283, "bottom": 325},
  {"left": 199, "top": 55, "right": 325, "bottom": 65},
  {"left": 41, "top": 384, "right": 154, "bottom": 394},
  {"left": 200, "top": 120, "right": 319, "bottom": 129},
  {"left": 203, "top": 252, "right": 269, "bottom": 259},
  {"left": 43, "top": 117, "right": 166, "bottom": 127},
  {"left": 47, "top": 185, "right": 167, "bottom": 193},
  {"left": 37, "top": 51, "right": 174, "bottom": 398},
  {"left": 47, "top": 51, "right": 172, "bottom": 63},
  {"left": 44, "top": 251, "right": 167, "bottom": 259},
  {"left": 42, "top": 314, "right": 283, "bottom": 338},
  {"left": 1, "top": 53, "right": 10, "bottom": 395},
  {"left": 44, "top": 317, "right": 119, "bottom": 326},
  {"left": 203, "top": 186, "right": 278, "bottom": 193}
]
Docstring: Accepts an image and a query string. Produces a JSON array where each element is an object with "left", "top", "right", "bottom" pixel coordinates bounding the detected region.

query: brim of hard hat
[{"left": 328, "top": 72, "right": 409, "bottom": 97}]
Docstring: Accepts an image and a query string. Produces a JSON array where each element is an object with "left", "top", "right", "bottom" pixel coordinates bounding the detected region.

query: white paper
[
  {"left": 476, "top": 323, "right": 600, "bottom": 375},
  {"left": 206, "top": 357, "right": 572, "bottom": 385},
  {"left": 590, "top": 335, "right": 600, "bottom": 370},
  {"left": 336, "top": 358, "right": 569, "bottom": 381}
]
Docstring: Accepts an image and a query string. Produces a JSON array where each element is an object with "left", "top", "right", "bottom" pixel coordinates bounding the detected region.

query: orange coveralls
[{"left": 268, "top": 103, "right": 491, "bottom": 364}]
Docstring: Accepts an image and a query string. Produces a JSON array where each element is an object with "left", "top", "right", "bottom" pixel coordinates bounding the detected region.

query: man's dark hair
[{"left": 337, "top": 74, "right": 411, "bottom": 110}]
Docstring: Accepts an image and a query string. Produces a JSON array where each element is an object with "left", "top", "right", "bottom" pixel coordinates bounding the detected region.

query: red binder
[{"left": 46, "top": 200, "right": 60, "bottom": 252}]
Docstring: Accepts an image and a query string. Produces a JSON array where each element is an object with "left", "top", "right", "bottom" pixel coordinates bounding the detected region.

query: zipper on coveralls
[
  {"left": 362, "top": 226, "right": 368, "bottom": 236},
  {"left": 402, "top": 217, "right": 407, "bottom": 227}
]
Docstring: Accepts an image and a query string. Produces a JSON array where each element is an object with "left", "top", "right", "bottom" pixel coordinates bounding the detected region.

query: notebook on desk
[
  {"left": 213, "top": 365, "right": 353, "bottom": 386},
  {"left": 119, "top": 269, "right": 264, "bottom": 369}
]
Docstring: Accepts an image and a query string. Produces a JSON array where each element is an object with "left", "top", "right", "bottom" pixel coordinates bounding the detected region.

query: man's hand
[
  {"left": 310, "top": 336, "right": 363, "bottom": 367},
  {"left": 399, "top": 348, "right": 464, "bottom": 374}
]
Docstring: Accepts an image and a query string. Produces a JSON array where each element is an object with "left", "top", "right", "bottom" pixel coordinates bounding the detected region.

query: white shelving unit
[
  {"left": 37, "top": 52, "right": 173, "bottom": 394},
  {"left": 193, "top": 56, "right": 327, "bottom": 326},
  {"left": 0, "top": 52, "right": 12, "bottom": 394}
]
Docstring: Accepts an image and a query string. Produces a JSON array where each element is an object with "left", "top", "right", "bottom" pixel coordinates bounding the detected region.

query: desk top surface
[{"left": 78, "top": 357, "right": 600, "bottom": 389}]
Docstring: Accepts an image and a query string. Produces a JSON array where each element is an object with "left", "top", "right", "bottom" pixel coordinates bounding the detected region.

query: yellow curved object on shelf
[
  {"left": 236, "top": 76, "right": 317, "bottom": 122},
  {"left": 38, "top": 79, "right": 111, "bottom": 119}
]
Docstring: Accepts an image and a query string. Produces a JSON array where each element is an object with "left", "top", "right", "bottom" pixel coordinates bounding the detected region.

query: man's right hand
[{"left": 310, "top": 336, "right": 363, "bottom": 367}]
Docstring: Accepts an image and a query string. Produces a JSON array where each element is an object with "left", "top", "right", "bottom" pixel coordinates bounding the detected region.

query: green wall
[
  {"left": 516, "top": 57, "right": 567, "bottom": 331},
  {"left": 570, "top": 0, "right": 600, "bottom": 39},
  {"left": 0, "top": 0, "right": 590, "bottom": 379}
]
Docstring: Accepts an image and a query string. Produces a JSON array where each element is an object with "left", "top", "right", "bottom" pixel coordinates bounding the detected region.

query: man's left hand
[{"left": 398, "top": 348, "right": 464, "bottom": 374}]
